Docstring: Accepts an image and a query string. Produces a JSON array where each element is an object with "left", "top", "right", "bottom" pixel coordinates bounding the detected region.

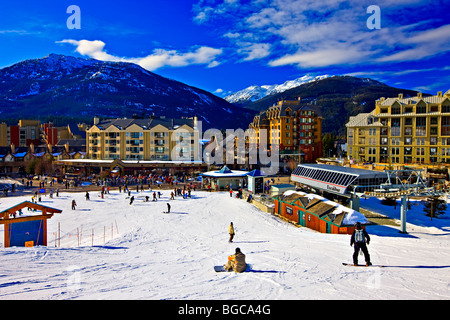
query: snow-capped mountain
[
  {"left": 0, "top": 54, "right": 254, "bottom": 129},
  {"left": 225, "top": 74, "right": 332, "bottom": 105}
]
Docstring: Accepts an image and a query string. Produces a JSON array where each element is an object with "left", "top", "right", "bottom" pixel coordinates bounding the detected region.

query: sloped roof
[
  {"left": 278, "top": 190, "right": 369, "bottom": 226},
  {"left": 247, "top": 169, "right": 266, "bottom": 177},
  {"left": 95, "top": 117, "right": 195, "bottom": 131}
]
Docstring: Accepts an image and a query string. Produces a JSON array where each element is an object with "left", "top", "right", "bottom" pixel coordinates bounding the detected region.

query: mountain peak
[
  {"left": 0, "top": 54, "right": 254, "bottom": 129},
  {"left": 225, "top": 74, "right": 332, "bottom": 105}
]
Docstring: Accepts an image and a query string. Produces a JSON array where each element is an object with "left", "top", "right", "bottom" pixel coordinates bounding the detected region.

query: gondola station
[{"left": 0, "top": 201, "right": 62, "bottom": 247}]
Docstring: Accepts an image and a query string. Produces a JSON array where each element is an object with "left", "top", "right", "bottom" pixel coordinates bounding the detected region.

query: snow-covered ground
[{"left": 0, "top": 189, "right": 449, "bottom": 300}]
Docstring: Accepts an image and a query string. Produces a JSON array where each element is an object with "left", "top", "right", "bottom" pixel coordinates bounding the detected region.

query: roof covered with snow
[
  {"left": 279, "top": 190, "right": 369, "bottom": 226},
  {"left": 201, "top": 166, "right": 249, "bottom": 178}
]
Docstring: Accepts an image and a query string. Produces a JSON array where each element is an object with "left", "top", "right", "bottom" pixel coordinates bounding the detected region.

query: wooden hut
[
  {"left": 274, "top": 191, "right": 369, "bottom": 234},
  {"left": 0, "top": 201, "right": 62, "bottom": 247}
]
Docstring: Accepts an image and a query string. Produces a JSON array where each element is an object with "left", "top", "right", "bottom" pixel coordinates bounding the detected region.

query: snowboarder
[
  {"left": 167, "top": 203, "right": 171, "bottom": 213},
  {"left": 71, "top": 199, "right": 77, "bottom": 210},
  {"left": 129, "top": 196, "right": 134, "bottom": 205},
  {"left": 228, "top": 222, "right": 235, "bottom": 243},
  {"left": 85, "top": 191, "right": 90, "bottom": 200},
  {"left": 224, "top": 247, "right": 247, "bottom": 273},
  {"left": 350, "top": 222, "right": 372, "bottom": 266}
]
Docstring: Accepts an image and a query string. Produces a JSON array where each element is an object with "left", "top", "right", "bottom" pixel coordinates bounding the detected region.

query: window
[
  {"left": 391, "top": 118, "right": 401, "bottom": 136},
  {"left": 442, "top": 117, "right": 450, "bottom": 136},
  {"left": 443, "top": 103, "right": 450, "bottom": 113},
  {"left": 405, "top": 137, "right": 412, "bottom": 145},
  {"left": 430, "top": 137, "right": 437, "bottom": 145},
  {"left": 391, "top": 105, "right": 401, "bottom": 114},
  {"left": 404, "top": 127, "right": 412, "bottom": 135},
  {"left": 416, "top": 104, "right": 427, "bottom": 114},
  {"left": 415, "top": 118, "right": 426, "bottom": 136}
]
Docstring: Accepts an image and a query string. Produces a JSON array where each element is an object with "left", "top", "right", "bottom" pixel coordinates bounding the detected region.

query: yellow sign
[{"left": 25, "top": 241, "right": 34, "bottom": 247}]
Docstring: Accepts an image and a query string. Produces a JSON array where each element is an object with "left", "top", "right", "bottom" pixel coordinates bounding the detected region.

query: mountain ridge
[
  {"left": 225, "top": 74, "right": 331, "bottom": 106},
  {"left": 0, "top": 54, "right": 254, "bottom": 129}
]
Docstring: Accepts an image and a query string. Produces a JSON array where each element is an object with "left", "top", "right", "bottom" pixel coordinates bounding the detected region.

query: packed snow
[{"left": 0, "top": 188, "right": 449, "bottom": 300}]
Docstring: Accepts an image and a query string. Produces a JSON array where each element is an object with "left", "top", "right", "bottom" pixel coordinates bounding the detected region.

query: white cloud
[
  {"left": 192, "top": 0, "right": 449, "bottom": 69},
  {"left": 57, "top": 39, "right": 223, "bottom": 71},
  {"left": 377, "top": 24, "right": 450, "bottom": 62},
  {"left": 239, "top": 43, "right": 271, "bottom": 61}
]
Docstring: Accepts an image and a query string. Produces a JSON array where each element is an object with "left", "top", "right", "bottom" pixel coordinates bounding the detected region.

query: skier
[
  {"left": 129, "top": 196, "right": 134, "bottom": 205},
  {"left": 224, "top": 247, "right": 247, "bottom": 273},
  {"left": 350, "top": 222, "right": 372, "bottom": 266},
  {"left": 71, "top": 199, "right": 77, "bottom": 210},
  {"left": 167, "top": 203, "right": 171, "bottom": 213},
  {"left": 228, "top": 222, "right": 235, "bottom": 243},
  {"left": 85, "top": 191, "right": 90, "bottom": 200}
]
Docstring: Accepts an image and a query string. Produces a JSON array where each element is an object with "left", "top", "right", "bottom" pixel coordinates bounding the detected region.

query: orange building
[
  {"left": 249, "top": 99, "right": 322, "bottom": 164},
  {"left": 273, "top": 191, "right": 369, "bottom": 234}
]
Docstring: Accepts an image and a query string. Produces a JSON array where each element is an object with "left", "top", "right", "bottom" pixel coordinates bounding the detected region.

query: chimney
[
  {"left": 10, "top": 144, "right": 15, "bottom": 155},
  {"left": 29, "top": 143, "right": 35, "bottom": 154},
  {"left": 398, "top": 93, "right": 403, "bottom": 99},
  {"left": 437, "top": 91, "right": 443, "bottom": 97},
  {"left": 65, "top": 143, "right": 70, "bottom": 153},
  {"left": 94, "top": 116, "right": 100, "bottom": 126},
  {"left": 417, "top": 92, "right": 422, "bottom": 99},
  {"left": 48, "top": 144, "right": 52, "bottom": 153}
]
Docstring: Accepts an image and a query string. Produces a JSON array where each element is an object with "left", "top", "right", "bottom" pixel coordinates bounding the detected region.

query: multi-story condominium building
[
  {"left": 249, "top": 99, "right": 323, "bottom": 163},
  {"left": 346, "top": 90, "right": 450, "bottom": 165},
  {"left": 86, "top": 116, "right": 200, "bottom": 162},
  {"left": 6, "top": 120, "right": 41, "bottom": 147}
]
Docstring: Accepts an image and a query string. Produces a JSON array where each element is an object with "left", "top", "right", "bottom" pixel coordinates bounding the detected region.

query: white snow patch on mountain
[{"left": 225, "top": 74, "right": 332, "bottom": 104}]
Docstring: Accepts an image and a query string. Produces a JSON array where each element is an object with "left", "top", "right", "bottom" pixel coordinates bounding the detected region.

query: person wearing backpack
[{"left": 350, "top": 222, "right": 372, "bottom": 266}]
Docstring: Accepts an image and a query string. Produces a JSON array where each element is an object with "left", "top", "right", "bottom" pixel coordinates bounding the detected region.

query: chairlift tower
[{"left": 357, "top": 168, "right": 447, "bottom": 233}]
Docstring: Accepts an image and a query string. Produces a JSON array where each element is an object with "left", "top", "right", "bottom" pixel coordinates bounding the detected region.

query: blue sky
[{"left": 0, "top": 0, "right": 449, "bottom": 97}]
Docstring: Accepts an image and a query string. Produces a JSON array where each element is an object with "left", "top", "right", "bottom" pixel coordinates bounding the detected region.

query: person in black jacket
[{"left": 350, "top": 222, "right": 372, "bottom": 266}]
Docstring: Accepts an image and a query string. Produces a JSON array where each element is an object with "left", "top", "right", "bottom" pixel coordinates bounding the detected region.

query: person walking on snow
[
  {"left": 350, "top": 222, "right": 372, "bottom": 266},
  {"left": 228, "top": 222, "right": 235, "bottom": 243},
  {"left": 224, "top": 247, "right": 247, "bottom": 273}
]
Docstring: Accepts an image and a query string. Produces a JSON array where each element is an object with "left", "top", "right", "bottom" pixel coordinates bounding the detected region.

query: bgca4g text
[{"left": 223, "top": 304, "right": 271, "bottom": 315}]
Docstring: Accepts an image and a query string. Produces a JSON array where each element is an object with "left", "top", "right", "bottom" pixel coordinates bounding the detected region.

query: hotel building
[
  {"left": 86, "top": 116, "right": 200, "bottom": 162},
  {"left": 346, "top": 90, "right": 450, "bottom": 165},
  {"left": 249, "top": 99, "right": 323, "bottom": 163}
]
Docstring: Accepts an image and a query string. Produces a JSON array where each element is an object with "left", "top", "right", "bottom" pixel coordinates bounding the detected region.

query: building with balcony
[
  {"left": 86, "top": 116, "right": 201, "bottom": 162},
  {"left": 346, "top": 90, "right": 450, "bottom": 165},
  {"left": 249, "top": 99, "right": 323, "bottom": 165}
]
